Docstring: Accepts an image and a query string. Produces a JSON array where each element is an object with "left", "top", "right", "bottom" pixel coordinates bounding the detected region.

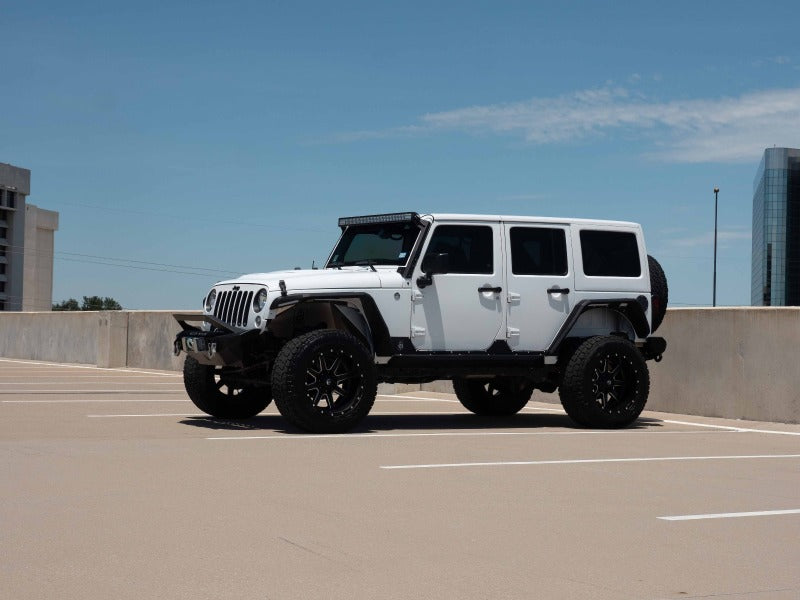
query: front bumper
[{"left": 173, "top": 313, "right": 263, "bottom": 367}]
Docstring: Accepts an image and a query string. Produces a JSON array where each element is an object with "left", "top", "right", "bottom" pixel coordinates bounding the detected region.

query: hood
[{"left": 215, "top": 267, "right": 384, "bottom": 291}]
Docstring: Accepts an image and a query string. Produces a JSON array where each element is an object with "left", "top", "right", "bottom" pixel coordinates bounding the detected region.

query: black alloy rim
[
  {"left": 483, "top": 378, "right": 526, "bottom": 398},
  {"left": 214, "top": 370, "right": 247, "bottom": 397},
  {"left": 590, "top": 351, "right": 637, "bottom": 414},
  {"left": 305, "top": 347, "right": 361, "bottom": 415}
]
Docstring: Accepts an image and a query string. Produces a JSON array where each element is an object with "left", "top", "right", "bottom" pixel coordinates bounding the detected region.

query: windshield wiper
[
  {"left": 326, "top": 262, "right": 343, "bottom": 270},
  {"left": 353, "top": 260, "right": 377, "bottom": 272}
]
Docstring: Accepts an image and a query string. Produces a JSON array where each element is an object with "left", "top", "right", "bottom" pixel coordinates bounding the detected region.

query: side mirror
[{"left": 417, "top": 253, "right": 449, "bottom": 288}]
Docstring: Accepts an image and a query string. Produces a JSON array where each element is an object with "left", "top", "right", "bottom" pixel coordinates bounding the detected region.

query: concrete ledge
[
  {"left": 648, "top": 307, "right": 800, "bottom": 424},
  {"left": 0, "top": 311, "right": 98, "bottom": 364},
  {"left": 0, "top": 308, "right": 797, "bottom": 423}
]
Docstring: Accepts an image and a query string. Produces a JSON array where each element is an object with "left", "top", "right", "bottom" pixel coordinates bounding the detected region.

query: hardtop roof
[{"left": 423, "top": 213, "right": 640, "bottom": 228}]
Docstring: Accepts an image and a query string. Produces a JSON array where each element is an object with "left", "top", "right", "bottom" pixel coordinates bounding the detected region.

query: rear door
[{"left": 503, "top": 222, "right": 574, "bottom": 351}]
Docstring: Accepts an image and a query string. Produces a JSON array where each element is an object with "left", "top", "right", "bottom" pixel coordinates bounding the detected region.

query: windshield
[{"left": 328, "top": 222, "right": 421, "bottom": 267}]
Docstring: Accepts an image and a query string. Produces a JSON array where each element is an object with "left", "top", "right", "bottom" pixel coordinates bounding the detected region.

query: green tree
[
  {"left": 52, "top": 297, "right": 123, "bottom": 311},
  {"left": 52, "top": 298, "right": 81, "bottom": 311}
]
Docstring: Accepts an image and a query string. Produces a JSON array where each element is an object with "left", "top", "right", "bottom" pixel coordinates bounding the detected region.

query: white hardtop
[{"left": 424, "top": 213, "right": 640, "bottom": 228}]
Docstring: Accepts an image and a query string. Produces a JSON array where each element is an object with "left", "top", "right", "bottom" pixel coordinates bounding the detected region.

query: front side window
[
  {"left": 328, "top": 222, "right": 421, "bottom": 267},
  {"left": 580, "top": 230, "right": 641, "bottom": 277},
  {"left": 423, "top": 225, "right": 493, "bottom": 274},
  {"left": 510, "top": 227, "right": 568, "bottom": 275}
]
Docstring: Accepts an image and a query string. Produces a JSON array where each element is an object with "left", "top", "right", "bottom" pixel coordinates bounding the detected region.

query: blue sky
[{"left": 2, "top": 0, "right": 799, "bottom": 309}]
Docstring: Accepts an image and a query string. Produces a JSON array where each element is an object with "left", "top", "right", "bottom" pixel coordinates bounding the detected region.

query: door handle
[
  {"left": 547, "top": 287, "right": 570, "bottom": 295},
  {"left": 478, "top": 286, "right": 502, "bottom": 293}
]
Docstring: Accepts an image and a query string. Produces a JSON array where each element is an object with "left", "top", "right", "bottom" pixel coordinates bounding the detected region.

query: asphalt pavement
[{"left": 2, "top": 357, "right": 799, "bottom": 600}]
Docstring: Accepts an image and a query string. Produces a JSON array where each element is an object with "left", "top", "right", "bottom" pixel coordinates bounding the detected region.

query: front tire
[
  {"left": 559, "top": 336, "right": 649, "bottom": 428},
  {"left": 183, "top": 356, "right": 272, "bottom": 418},
  {"left": 453, "top": 377, "right": 534, "bottom": 416},
  {"left": 271, "top": 329, "right": 377, "bottom": 433}
]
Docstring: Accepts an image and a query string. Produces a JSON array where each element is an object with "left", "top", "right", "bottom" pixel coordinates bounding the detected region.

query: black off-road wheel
[
  {"left": 271, "top": 329, "right": 377, "bottom": 433},
  {"left": 648, "top": 255, "right": 669, "bottom": 333},
  {"left": 559, "top": 336, "right": 650, "bottom": 428},
  {"left": 453, "top": 377, "right": 534, "bottom": 416},
  {"left": 183, "top": 356, "right": 272, "bottom": 418}
]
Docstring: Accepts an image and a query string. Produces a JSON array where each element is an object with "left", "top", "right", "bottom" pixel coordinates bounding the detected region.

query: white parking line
[
  {"left": 0, "top": 382, "right": 185, "bottom": 386},
  {"left": 0, "top": 358, "right": 180, "bottom": 376},
  {"left": 380, "top": 454, "right": 800, "bottom": 470},
  {"left": 521, "top": 406, "right": 566, "bottom": 413},
  {"left": 0, "top": 390, "right": 186, "bottom": 395},
  {"left": 87, "top": 411, "right": 465, "bottom": 418},
  {"left": 377, "top": 395, "right": 459, "bottom": 403},
  {"left": 663, "top": 419, "right": 800, "bottom": 436},
  {"left": 0, "top": 375, "right": 180, "bottom": 379},
  {"left": 3, "top": 399, "right": 189, "bottom": 403},
  {"left": 658, "top": 509, "right": 800, "bottom": 521},
  {"left": 88, "top": 413, "right": 206, "bottom": 418}
]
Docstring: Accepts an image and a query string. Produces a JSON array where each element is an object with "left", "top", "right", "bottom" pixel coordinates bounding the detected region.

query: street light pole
[{"left": 713, "top": 186, "right": 719, "bottom": 307}]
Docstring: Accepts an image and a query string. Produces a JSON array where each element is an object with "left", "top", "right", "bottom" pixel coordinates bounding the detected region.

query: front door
[
  {"left": 410, "top": 222, "right": 504, "bottom": 351},
  {"left": 504, "top": 222, "right": 574, "bottom": 351}
]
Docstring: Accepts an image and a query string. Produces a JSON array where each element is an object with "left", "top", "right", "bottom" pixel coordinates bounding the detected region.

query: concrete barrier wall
[
  {"left": 0, "top": 308, "right": 797, "bottom": 423},
  {"left": 647, "top": 307, "right": 800, "bottom": 424},
  {"left": 0, "top": 311, "right": 99, "bottom": 364}
]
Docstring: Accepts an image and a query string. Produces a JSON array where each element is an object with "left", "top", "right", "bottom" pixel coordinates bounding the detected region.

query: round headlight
[
  {"left": 253, "top": 288, "right": 268, "bottom": 313},
  {"left": 205, "top": 289, "right": 217, "bottom": 312}
]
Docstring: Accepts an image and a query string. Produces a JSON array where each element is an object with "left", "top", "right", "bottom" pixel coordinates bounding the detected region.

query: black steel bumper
[{"left": 173, "top": 313, "right": 262, "bottom": 367}]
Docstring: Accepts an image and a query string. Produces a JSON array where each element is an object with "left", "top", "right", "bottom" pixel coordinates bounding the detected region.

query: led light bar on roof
[{"left": 338, "top": 212, "right": 418, "bottom": 227}]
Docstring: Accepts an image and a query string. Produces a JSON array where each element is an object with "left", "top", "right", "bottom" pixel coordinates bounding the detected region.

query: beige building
[
  {"left": 23, "top": 204, "right": 59, "bottom": 311},
  {"left": 0, "top": 162, "right": 59, "bottom": 311}
]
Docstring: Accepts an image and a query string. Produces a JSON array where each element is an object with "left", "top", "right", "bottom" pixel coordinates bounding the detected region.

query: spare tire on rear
[{"left": 648, "top": 255, "right": 668, "bottom": 333}]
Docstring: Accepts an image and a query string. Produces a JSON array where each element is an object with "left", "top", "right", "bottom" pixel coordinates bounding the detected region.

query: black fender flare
[
  {"left": 546, "top": 299, "right": 651, "bottom": 355},
  {"left": 269, "top": 293, "right": 393, "bottom": 355}
]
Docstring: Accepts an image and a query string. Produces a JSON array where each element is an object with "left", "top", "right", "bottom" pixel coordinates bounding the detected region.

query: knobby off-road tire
[
  {"left": 559, "top": 336, "right": 650, "bottom": 428},
  {"left": 183, "top": 356, "right": 272, "bottom": 418},
  {"left": 271, "top": 329, "right": 377, "bottom": 433},
  {"left": 648, "top": 255, "right": 669, "bottom": 333},
  {"left": 453, "top": 377, "right": 534, "bottom": 416}
]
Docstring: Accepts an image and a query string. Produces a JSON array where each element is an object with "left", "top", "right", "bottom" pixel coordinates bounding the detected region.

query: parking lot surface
[{"left": 2, "top": 357, "right": 799, "bottom": 600}]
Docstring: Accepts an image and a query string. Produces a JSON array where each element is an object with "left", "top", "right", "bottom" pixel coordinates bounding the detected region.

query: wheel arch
[
  {"left": 268, "top": 293, "right": 392, "bottom": 355},
  {"left": 547, "top": 299, "right": 650, "bottom": 356}
]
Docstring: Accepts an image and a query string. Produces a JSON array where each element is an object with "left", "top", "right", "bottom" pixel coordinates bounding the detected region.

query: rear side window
[
  {"left": 580, "top": 230, "right": 641, "bottom": 277},
  {"left": 510, "top": 227, "right": 568, "bottom": 275},
  {"left": 425, "top": 225, "right": 494, "bottom": 274}
]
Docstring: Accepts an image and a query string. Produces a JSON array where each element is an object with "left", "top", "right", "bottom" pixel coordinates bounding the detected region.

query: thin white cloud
[
  {"left": 669, "top": 229, "right": 752, "bottom": 248},
  {"left": 497, "top": 193, "right": 549, "bottom": 202},
  {"left": 331, "top": 87, "right": 800, "bottom": 163}
]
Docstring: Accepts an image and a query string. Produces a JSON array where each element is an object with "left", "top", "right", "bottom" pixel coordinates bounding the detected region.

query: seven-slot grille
[{"left": 212, "top": 289, "right": 253, "bottom": 328}]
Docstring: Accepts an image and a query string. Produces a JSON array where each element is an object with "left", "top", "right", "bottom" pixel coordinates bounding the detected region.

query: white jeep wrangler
[{"left": 174, "top": 212, "right": 667, "bottom": 432}]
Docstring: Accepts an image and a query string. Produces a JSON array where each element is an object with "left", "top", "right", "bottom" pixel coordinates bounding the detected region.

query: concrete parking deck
[{"left": 2, "top": 357, "right": 799, "bottom": 599}]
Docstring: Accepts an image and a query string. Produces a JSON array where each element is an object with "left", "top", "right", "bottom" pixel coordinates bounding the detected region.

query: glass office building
[{"left": 751, "top": 147, "right": 800, "bottom": 306}]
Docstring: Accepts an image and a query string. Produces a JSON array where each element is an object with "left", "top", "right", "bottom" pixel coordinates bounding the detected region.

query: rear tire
[
  {"left": 559, "top": 336, "right": 649, "bottom": 428},
  {"left": 183, "top": 356, "right": 272, "bottom": 418},
  {"left": 272, "top": 329, "right": 377, "bottom": 433},
  {"left": 648, "top": 255, "right": 668, "bottom": 333},
  {"left": 453, "top": 377, "right": 534, "bottom": 416}
]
